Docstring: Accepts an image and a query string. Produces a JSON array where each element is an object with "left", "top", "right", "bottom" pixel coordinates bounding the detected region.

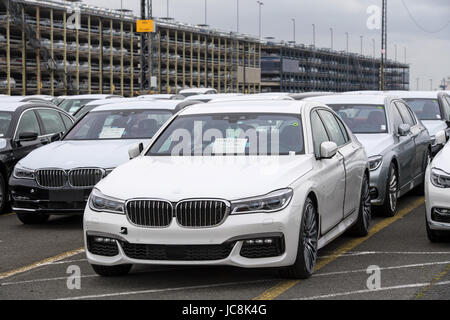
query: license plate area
[{"left": 49, "top": 190, "right": 85, "bottom": 202}]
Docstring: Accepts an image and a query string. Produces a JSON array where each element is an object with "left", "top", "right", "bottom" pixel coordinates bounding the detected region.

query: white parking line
[
  {"left": 313, "top": 261, "right": 450, "bottom": 278},
  {"left": 319, "top": 251, "right": 450, "bottom": 259},
  {"left": 293, "top": 280, "right": 450, "bottom": 300},
  {"left": 1, "top": 274, "right": 98, "bottom": 286},
  {"left": 57, "top": 279, "right": 277, "bottom": 300}
]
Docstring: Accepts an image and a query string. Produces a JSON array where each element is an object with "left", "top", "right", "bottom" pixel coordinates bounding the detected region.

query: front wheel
[
  {"left": 381, "top": 163, "right": 398, "bottom": 217},
  {"left": 91, "top": 264, "right": 132, "bottom": 277},
  {"left": 348, "top": 174, "right": 371, "bottom": 236},
  {"left": 279, "top": 198, "right": 318, "bottom": 279}
]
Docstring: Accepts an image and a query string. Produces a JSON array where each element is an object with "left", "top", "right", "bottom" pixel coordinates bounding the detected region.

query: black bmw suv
[{"left": 0, "top": 99, "right": 74, "bottom": 213}]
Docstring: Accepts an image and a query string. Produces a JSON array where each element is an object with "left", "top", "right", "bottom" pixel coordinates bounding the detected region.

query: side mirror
[
  {"left": 398, "top": 124, "right": 411, "bottom": 136},
  {"left": 128, "top": 142, "right": 144, "bottom": 159},
  {"left": 50, "top": 132, "right": 63, "bottom": 142},
  {"left": 320, "top": 141, "right": 338, "bottom": 159},
  {"left": 446, "top": 120, "right": 450, "bottom": 128},
  {"left": 435, "top": 130, "right": 447, "bottom": 146},
  {"left": 18, "top": 132, "right": 38, "bottom": 142}
]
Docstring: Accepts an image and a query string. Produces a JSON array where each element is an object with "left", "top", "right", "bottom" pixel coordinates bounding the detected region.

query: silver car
[{"left": 307, "top": 94, "right": 432, "bottom": 217}]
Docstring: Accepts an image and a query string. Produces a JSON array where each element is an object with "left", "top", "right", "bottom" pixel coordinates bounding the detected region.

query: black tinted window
[{"left": 16, "top": 110, "right": 40, "bottom": 137}]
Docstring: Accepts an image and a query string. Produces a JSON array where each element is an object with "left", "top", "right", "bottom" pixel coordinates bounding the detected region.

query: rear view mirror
[
  {"left": 18, "top": 132, "right": 38, "bottom": 142},
  {"left": 320, "top": 141, "right": 338, "bottom": 159},
  {"left": 128, "top": 142, "right": 144, "bottom": 159},
  {"left": 435, "top": 130, "right": 447, "bottom": 146},
  {"left": 398, "top": 124, "right": 411, "bottom": 136}
]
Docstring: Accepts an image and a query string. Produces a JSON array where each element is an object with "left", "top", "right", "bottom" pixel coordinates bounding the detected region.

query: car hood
[
  {"left": 18, "top": 139, "right": 151, "bottom": 170},
  {"left": 421, "top": 120, "right": 447, "bottom": 137},
  {"left": 96, "top": 155, "right": 315, "bottom": 201},
  {"left": 432, "top": 143, "right": 450, "bottom": 173},
  {"left": 355, "top": 133, "right": 394, "bottom": 157}
]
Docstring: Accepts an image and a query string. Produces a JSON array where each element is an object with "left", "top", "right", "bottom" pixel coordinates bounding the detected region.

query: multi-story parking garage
[{"left": 0, "top": 0, "right": 409, "bottom": 96}]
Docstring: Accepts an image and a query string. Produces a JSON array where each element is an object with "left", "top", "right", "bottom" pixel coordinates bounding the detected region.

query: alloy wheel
[
  {"left": 302, "top": 202, "right": 318, "bottom": 274},
  {"left": 389, "top": 168, "right": 398, "bottom": 212}
]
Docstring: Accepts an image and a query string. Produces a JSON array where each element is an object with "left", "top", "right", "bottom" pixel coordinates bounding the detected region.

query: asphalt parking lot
[{"left": 1, "top": 193, "right": 449, "bottom": 300}]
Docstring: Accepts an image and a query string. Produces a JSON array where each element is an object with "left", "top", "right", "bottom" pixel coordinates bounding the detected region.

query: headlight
[
  {"left": 89, "top": 188, "right": 125, "bottom": 214},
  {"left": 13, "top": 164, "right": 35, "bottom": 180},
  {"left": 369, "top": 155, "right": 383, "bottom": 171},
  {"left": 230, "top": 188, "right": 293, "bottom": 214},
  {"left": 430, "top": 168, "right": 450, "bottom": 188}
]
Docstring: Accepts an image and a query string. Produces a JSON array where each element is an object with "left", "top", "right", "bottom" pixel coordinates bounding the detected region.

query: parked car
[
  {"left": 10, "top": 100, "right": 200, "bottom": 224},
  {"left": 83, "top": 99, "right": 370, "bottom": 278},
  {"left": 179, "top": 88, "right": 217, "bottom": 97},
  {"left": 58, "top": 94, "right": 121, "bottom": 115},
  {"left": 0, "top": 101, "right": 74, "bottom": 212},
  {"left": 425, "top": 131, "right": 450, "bottom": 242},
  {"left": 307, "top": 94, "right": 433, "bottom": 217},
  {"left": 388, "top": 91, "right": 450, "bottom": 155}
]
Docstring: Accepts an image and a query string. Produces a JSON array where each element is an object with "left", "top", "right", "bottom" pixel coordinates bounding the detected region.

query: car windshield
[
  {"left": 403, "top": 98, "right": 441, "bottom": 121},
  {"left": 59, "top": 99, "right": 96, "bottom": 114},
  {"left": 147, "top": 113, "right": 304, "bottom": 156},
  {"left": 64, "top": 109, "right": 173, "bottom": 140},
  {"left": 0, "top": 112, "right": 12, "bottom": 137},
  {"left": 328, "top": 104, "right": 388, "bottom": 134}
]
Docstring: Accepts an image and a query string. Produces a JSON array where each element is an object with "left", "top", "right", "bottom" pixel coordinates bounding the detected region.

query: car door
[
  {"left": 318, "top": 109, "right": 360, "bottom": 219},
  {"left": 392, "top": 102, "right": 416, "bottom": 191},
  {"left": 12, "top": 108, "right": 47, "bottom": 163},
  {"left": 396, "top": 101, "right": 426, "bottom": 179},
  {"left": 311, "top": 110, "right": 346, "bottom": 234},
  {"left": 35, "top": 108, "right": 68, "bottom": 140}
]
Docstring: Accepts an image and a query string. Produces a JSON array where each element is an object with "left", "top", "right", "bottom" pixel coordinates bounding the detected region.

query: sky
[{"left": 82, "top": 0, "right": 450, "bottom": 90}]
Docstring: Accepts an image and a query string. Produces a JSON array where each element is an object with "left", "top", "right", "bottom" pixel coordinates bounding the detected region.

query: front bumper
[
  {"left": 425, "top": 167, "right": 450, "bottom": 231},
  {"left": 368, "top": 163, "right": 389, "bottom": 206},
  {"left": 83, "top": 203, "right": 302, "bottom": 268},
  {"left": 9, "top": 176, "right": 92, "bottom": 215}
]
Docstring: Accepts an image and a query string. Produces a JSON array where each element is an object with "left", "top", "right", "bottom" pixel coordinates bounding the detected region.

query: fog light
[
  {"left": 93, "top": 237, "right": 116, "bottom": 243},
  {"left": 435, "top": 208, "right": 450, "bottom": 216},
  {"left": 431, "top": 208, "right": 450, "bottom": 223}
]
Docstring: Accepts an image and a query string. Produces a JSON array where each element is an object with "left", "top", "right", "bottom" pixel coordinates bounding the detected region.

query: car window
[
  {"left": 403, "top": 98, "right": 441, "bottom": 121},
  {"left": 442, "top": 95, "right": 450, "bottom": 121},
  {"left": 391, "top": 103, "right": 404, "bottom": 132},
  {"left": 37, "top": 109, "right": 66, "bottom": 134},
  {"left": 16, "top": 110, "right": 41, "bottom": 137},
  {"left": 318, "top": 110, "right": 347, "bottom": 147},
  {"left": 60, "top": 113, "right": 73, "bottom": 129},
  {"left": 148, "top": 113, "right": 304, "bottom": 156},
  {"left": 311, "top": 111, "right": 330, "bottom": 158},
  {"left": 328, "top": 104, "right": 388, "bottom": 134},
  {"left": 395, "top": 102, "right": 415, "bottom": 126},
  {"left": 0, "top": 112, "right": 12, "bottom": 138}
]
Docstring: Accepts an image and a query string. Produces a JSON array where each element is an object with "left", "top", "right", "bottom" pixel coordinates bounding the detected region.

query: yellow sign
[{"left": 136, "top": 20, "right": 155, "bottom": 33}]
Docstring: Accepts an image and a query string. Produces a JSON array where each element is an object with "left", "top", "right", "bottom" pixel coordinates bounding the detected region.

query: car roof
[
  {"left": 304, "top": 94, "right": 389, "bottom": 105},
  {"left": 63, "top": 94, "right": 115, "bottom": 100},
  {"left": 179, "top": 100, "right": 307, "bottom": 116},
  {"left": 0, "top": 102, "right": 27, "bottom": 112},
  {"left": 209, "top": 95, "right": 294, "bottom": 103},
  {"left": 179, "top": 88, "right": 217, "bottom": 94},
  {"left": 386, "top": 91, "right": 439, "bottom": 99},
  {"left": 184, "top": 93, "right": 243, "bottom": 101},
  {"left": 91, "top": 100, "right": 184, "bottom": 112}
]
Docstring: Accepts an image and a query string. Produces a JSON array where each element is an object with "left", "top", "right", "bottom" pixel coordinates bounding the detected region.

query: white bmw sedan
[
  {"left": 84, "top": 100, "right": 370, "bottom": 279},
  {"left": 425, "top": 132, "right": 450, "bottom": 242}
]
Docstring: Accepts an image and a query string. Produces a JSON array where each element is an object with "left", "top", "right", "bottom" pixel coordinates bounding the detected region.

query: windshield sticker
[
  {"left": 381, "top": 125, "right": 386, "bottom": 131},
  {"left": 212, "top": 138, "right": 247, "bottom": 154},
  {"left": 99, "top": 127, "right": 125, "bottom": 139},
  {"left": 436, "top": 115, "right": 442, "bottom": 119},
  {"left": 377, "top": 106, "right": 384, "bottom": 110},
  {"left": 292, "top": 122, "right": 299, "bottom": 127}
]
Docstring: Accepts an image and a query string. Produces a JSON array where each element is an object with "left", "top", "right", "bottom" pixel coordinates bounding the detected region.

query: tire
[
  {"left": 16, "top": 212, "right": 50, "bottom": 224},
  {"left": 0, "top": 173, "right": 7, "bottom": 214},
  {"left": 380, "top": 163, "right": 398, "bottom": 217},
  {"left": 279, "top": 198, "right": 318, "bottom": 279},
  {"left": 91, "top": 264, "right": 132, "bottom": 277},
  {"left": 348, "top": 174, "right": 371, "bottom": 236},
  {"left": 413, "top": 149, "right": 431, "bottom": 196}
]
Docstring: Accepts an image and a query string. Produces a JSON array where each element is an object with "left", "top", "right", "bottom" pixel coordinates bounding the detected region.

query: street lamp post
[
  {"left": 256, "top": 1, "right": 264, "bottom": 38},
  {"left": 360, "top": 35, "right": 363, "bottom": 55},
  {"left": 330, "top": 27, "right": 333, "bottom": 50},
  {"left": 345, "top": 32, "right": 349, "bottom": 53},
  {"left": 372, "top": 38, "right": 375, "bottom": 58},
  {"left": 292, "top": 18, "right": 296, "bottom": 44},
  {"left": 312, "top": 23, "right": 315, "bottom": 47},
  {"left": 236, "top": 0, "right": 239, "bottom": 33}
]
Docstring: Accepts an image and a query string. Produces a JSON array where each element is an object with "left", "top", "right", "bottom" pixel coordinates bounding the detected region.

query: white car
[
  {"left": 83, "top": 100, "right": 370, "bottom": 278},
  {"left": 11, "top": 100, "right": 187, "bottom": 224},
  {"left": 425, "top": 131, "right": 450, "bottom": 242},
  {"left": 58, "top": 94, "right": 121, "bottom": 115}
]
